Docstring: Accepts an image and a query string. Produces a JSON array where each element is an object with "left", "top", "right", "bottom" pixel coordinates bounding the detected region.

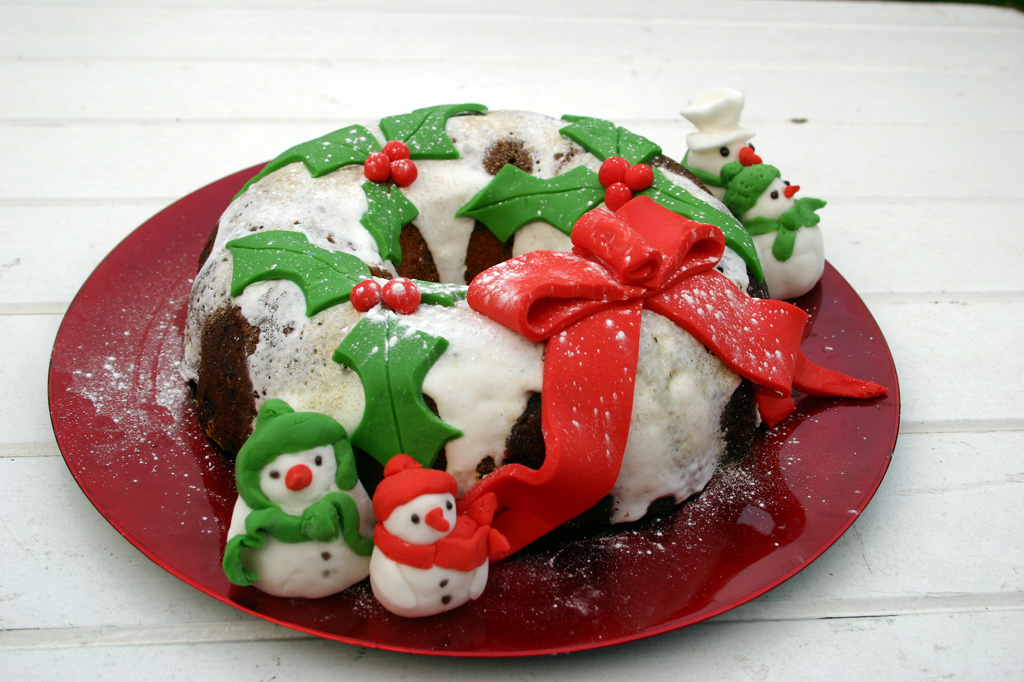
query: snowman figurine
[
  {"left": 720, "top": 158, "right": 827, "bottom": 300},
  {"left": 680, "top": 88, "right": 759, "bottom": 200},
  {"left": 223, "top": 399, "right": 375, "bottom": 598},
  {"left": 369, "top": 454, "right": 509, "bottom": 618}
]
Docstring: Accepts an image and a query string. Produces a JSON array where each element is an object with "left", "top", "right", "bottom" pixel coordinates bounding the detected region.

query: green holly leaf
[
  {"left": 638, "top": 168, "right": 764, "bottom": 282},
  {"left": 455, "top": 165, "right": 605, "bottom": 242},
  {"left": 234, "top": 125, "right": 382, "bottom": 199},
  {"left": 333, "top": 311, "right": 462, "bottom": 468},
  {"left": 360, "top": 181, "right": 420, "bottom": 264},
  {"left": 380, "top": 103, "right": 488, "bottom": 160},
  {"left": 560, "top": 115, "right": 662, "bottom": 164},
  {"left": 415, "top": 281, "right": 468, "bottom": 307},
  {"left": 226, "top": 230, "right": 372, "bottom": 316}
]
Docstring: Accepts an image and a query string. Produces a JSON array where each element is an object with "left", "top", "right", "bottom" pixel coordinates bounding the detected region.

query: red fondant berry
[
  {"left": 350, "top": 279, "right": 383, "bottom": 312},
  {"left": 382, "top": 277, "right": 421, "bottom": 314},
  {"left": 390, "top": 158, "right": 418, "bottom": 187},
  {"left": 624, "top": 163, "right": 654, "bottom": 191},
  {"left": 604, "top": 182, "right": 633, "bottom": 212},
  {"left": 364, "top": 152, "right": 391, "bottom": 183},
  {"left": 383, "top": 140, "right": 411, "bottom": 161},
  {"left": 598, "top": 156, "right": 630, "bottom": 188}
]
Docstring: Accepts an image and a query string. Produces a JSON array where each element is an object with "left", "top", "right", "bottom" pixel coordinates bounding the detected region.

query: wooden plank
[
  {"left": 8, "top": 0, "right": 1024, "bottom": 31},
  {"left": 2, "top": 60, "right": 1021, "bottom": 127},
  {"left": 0, "top": 121, "right": 1020, "bottom": 202},
  {"left": 0, "top": 315, "right": 62, "bottom": 445},
  {"left": 823, "top": 199, "right": 1024, "bottom": 296},
  {"left": 2, "top": 3, "right": 1022, "bottom": 67},
  {"left": 865, "top": 298, "right": 1024, "bottom": 426},
  {"left": 2, "top": 611, "right": 1023, "bottom": 680},
  {"left": 0, "top": 205, "right": 164, "bottom": 305}
]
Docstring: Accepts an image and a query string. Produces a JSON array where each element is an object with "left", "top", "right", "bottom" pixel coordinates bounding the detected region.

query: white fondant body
[
  {"left": 226, "top": 444, "right": 374, "bottom": 598},
  {"left": 228, "top": 496, "right": 371, "bottom": 599},
  {"left": 370, "top": 550, "right": 487, "bottom": 618},
  {"left": 752, "top": 227, "right": 825, "bottom": 300}
]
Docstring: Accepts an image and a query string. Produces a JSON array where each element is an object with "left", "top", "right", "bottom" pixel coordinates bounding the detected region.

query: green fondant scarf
[{"left": 743, "top": 197, "right": 827, "bottom": 261}]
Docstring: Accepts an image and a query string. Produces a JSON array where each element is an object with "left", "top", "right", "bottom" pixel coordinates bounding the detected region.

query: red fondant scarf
[{"left": 374, "top": 493, "right": 510, "bottom": 570}]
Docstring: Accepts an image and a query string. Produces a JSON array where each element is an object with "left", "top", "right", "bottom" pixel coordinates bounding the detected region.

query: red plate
[{"left": 49, "top": 166, "right": 899, "bottom": 657}]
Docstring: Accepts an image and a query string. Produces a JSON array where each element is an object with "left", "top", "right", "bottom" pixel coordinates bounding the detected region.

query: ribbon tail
[
  {"left": 753, "top": 385, "right": 796, "bottom": 429},
  {"left": 457, "top": 302, "right": 643, "bottom": 560},
  {"left": 792, "top": 351, "right": 888, "bottom": 399}
]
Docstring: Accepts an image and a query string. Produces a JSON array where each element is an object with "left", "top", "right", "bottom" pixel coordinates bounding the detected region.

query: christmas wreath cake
[{"left": 181, "top": 101, "right": 886, "bottom": 613}]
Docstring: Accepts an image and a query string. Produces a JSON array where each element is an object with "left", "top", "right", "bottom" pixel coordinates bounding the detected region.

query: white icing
[
  {"left": 512, "top": 221, "right": 573, "bottom": 257},
  {"left": 612, "top": 311, "right": 744, "bottom": 522},
  {"left": 225, "top": 444, "right": 375, "bottom": 599},
  {"left": 401, "top": 301, "right": 544, "bottom": 497},
  {"left": 235, "top": 280, "right": 368, "bottom": 436}
]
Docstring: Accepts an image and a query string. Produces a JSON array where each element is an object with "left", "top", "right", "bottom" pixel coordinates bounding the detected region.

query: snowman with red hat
[
  {"left": 720, "top": 154, "right": 826, "bottom": 300},
  {"left": 370, "top": 454, "right": 509, "bottom": 618}
]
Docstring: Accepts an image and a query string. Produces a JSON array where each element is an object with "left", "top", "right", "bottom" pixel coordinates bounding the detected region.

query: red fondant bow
[{"left": 459, "top": 196, "right": 886, "bottom": 558}]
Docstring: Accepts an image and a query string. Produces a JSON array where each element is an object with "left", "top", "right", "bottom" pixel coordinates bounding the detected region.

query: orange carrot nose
[
  {"left": 739, "top": 146, "right": 762, "bottom": 167},
  {"left": 285, "top": 464, "right": 312, "bottom": 491},
  {"left": 425, "top": 507, "right": 451, "bottom": 532},
  {"left": 784, "top": 184, "right": 800, "bottom": 198}
]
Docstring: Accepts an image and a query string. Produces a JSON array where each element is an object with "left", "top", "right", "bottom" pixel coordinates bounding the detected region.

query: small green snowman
[{"left": 223, "top": 399, "right": 374, "bottom": 598}]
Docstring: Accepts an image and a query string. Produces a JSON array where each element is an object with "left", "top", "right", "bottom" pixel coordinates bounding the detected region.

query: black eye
[
  {"left": 411, "top": 514, "right": 420, "bottom": 524},
  {"left": 269, "top": 471, "right": 280, "bottom": 479},
  {"left": 783, "top": 180, "right": 790, "bottom": 186},
  {"left": 719, "top": 147, "right": 730, "bottom": 157},
  {"left": 315, "top": 455, "right": 322, "bottom": 466},
  {"left": 771, "top": 190, "right": 779, "bottom": 199},
  {"left": 446, "top": 501, "right": 453, "bottom": 510},
  {"left": 748, "top": 144, "right": 755, "bottom": 152}
]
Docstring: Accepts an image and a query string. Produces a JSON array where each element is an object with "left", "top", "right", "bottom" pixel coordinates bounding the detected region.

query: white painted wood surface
[{"left": 2, "top": 0, "right": 1022, "bottom": 678}]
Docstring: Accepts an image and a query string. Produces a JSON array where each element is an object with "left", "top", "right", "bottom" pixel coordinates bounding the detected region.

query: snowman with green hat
[
  {"left": 680, "top": 87, "right": 761, "bottom": 200},
  {"left": 223, "top": 398, "right": 375, "bottom": 598},
  {"left": 720, "top": 157, "right": 827, "bottom": 300}
]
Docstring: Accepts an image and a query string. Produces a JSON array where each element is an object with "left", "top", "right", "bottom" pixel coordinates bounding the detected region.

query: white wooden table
[{"left": 3, "top": 0, "right": 1023, "bottom": 678}]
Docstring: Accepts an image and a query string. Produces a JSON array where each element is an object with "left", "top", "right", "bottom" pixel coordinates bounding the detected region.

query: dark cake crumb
[
  {"left": 195, "top": 305, "right": 260, "bottom": 456},
  {"left": 503, "top": 392, "right": 545, "bottom": 470},
  {"left": 464, "top": 221, "right": 513, "bottom": 283},
  {"left": 483, "top": 138, "right": 534, "bottom": 176},
  {"left": 395, "top": 223, "right": 441, "bottom": 282},
  {"left": 198, "top": 222, "right": 219, "bottom": 271}
]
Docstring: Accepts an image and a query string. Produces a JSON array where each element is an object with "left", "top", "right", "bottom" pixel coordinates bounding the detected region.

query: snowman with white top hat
[{"left": 680, "top": 88, "right": 760, "bottom": 200}]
